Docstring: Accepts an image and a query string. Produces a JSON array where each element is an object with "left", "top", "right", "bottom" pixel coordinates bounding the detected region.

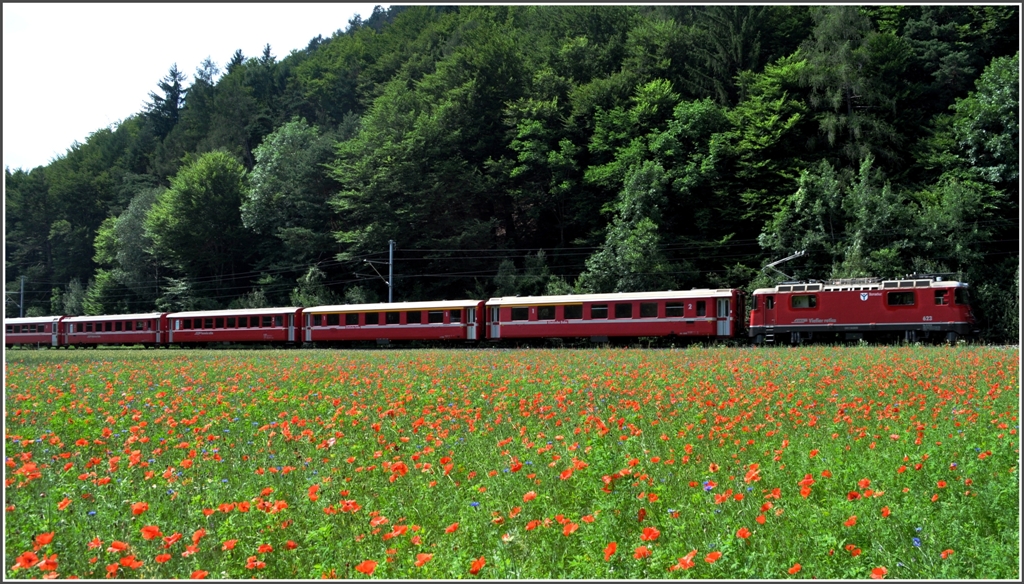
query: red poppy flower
[
  {"left": 107, "top": 541, "right": 129, "bottom": 553},
  {"left": 705, "top": 551, "right": 722, "bottom": 563},
  {"left": 445, "top": 522, "right": 459, "bottom": 534},
  {"left": 285, "top": 540, "right": 298, "bottom": 550},
  {"left": 523, "top": 491, "right": 537, "bottom": 502},
  {"left": 669, "top": 550, "right": 697, "bottom": 571},
  {"left": 140, "top": 526, "right": 162, "bottom": 541},
  {"left": 858, "top": 478, "right": 871, "bottom": 489},
  {"left": 604, "top": 542, "right": 617, "bottom": 561},
  {"left": 788, "top": 563, "right": 802, "bottom": 574},
  {"left": 257, "top": 543, "right": 273, "bottom": 554},
  {"left": 355, "top": 559, "right": 376, "bottom": 575},
  {"left": 640, "top": 526, "right": 660, "bottom": 541},
  {"left": 563, "top": 522, "right": 579, "bottom": 536},
  {"left": 221, "top": 540, "right": 238, "bottom": 551},
  {"left": 940, "top": 549, "right": 954, "bottom": 559},
  {"left": 756, "top": 514, "right": 766, "bottom": 525},
  {"left": 57, "top": 497, "right": 71, "bottom": 511},
  {"left": 469, "top": 556, "right": 486, "bottom": 575},
  {"left": 130, "top": 502, "right": 149, "bottom": 516},
  {"left": 844, "top": 515, "right": 857, "bottom": 527},
  {"left": 415, "top": 553, "right": 433, "bottom": 567},
  {"left": 191, "top": 570, "right": 208, "bottom": 579},
  {"left": 737, "top": 527, "right": 751, "bottom": 539},
  {"left": 634, "top": 546, "right": 652, "bottom": 560},
  {"left": 35, "top": 532, "right": 55, "bottom": 547},
  {"left": 881, "top": 506, "right": 891, "bottom": 518},
  {"left": 12, "top": 551, "right": 39, "bottom": 570},
  {"left": 155, "top": 554, "right": 171, "bottom": 564},
  {"left": 847, "top": 491, "right": 861, "bottom": 501},
  {"left": 937, "top": 480, "right": 947, "bottom": 488},
  {"left": 870, "top": 566, "right": 888, "bottom": 579}
]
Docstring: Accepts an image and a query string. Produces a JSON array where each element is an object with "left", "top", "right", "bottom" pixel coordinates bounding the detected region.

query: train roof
[
  {"left": 304, "top": 299, "right": 481, "bottom": 314},
  {"left": 753, "top": 277, "right": 968, "bottom": 295},
  {"left": 64, "top": 312, "right": 166, "bottom": 322},
  {"left": 167, "top": 307, "right": 302, "bottom": 318},
  {"left": 486, "top": 289, "right": 737, "bottom": 306},
  {"left": 5, "top": 316, "right": 63, "bottom": 324}
]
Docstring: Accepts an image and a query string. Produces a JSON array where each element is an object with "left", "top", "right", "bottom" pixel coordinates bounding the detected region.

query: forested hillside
[{"left": 5, "top": 5, "right": 1019, "bottom": 341}]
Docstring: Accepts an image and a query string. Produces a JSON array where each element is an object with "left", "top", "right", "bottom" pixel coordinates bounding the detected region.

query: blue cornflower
[
  {"left": 470, "top": 501, "right": 480, "bottom": 508},
  {"left": 912, "top": 537, "right": 921, "bottom": 547}
]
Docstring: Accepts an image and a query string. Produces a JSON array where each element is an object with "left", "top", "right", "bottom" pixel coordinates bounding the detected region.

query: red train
[
  {"left": 748, "top": 276, "right": 976, "bottom": 344},
  {"left": 4, "top": 277, "right": 975, "bottom": 349}
]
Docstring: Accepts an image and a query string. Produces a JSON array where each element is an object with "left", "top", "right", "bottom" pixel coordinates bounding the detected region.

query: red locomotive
[{"left": 748, "top": 275, "right": 976, "bottom": 345}]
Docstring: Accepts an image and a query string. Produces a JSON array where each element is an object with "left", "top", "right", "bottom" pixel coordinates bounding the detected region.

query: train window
[
  {"left": 346, "top": 313, "right": 359, "bottom": 325},
  {"left": 225, "top": 317, "right": 234, "bottom": 328},
  {"left": 640, "top": 303, "right": 658, "bottom": 318},
  {"left": 564, "top": 305, "right": 583, "bottom": 320},
  {"left": 107, "top": 322, "right": 114, "bottom": 331},
  {"left": 428, "top": 311, "right": 444, "bottom": 323},
  {"left": 115, "top": 321, "right": 122, "bottom": 332},
  {"left": 85, "top": 322, "right": 93, "bottom": 332},
  {"left": 323, "top": 314, "right": 337, "bottom": 326},
  {"left": 511, "top": 307, "right": 529, "bottom": 321},
  {"left": 665, "top": 303, "right": 683, "bottom": 317},
  {"left": 696, "top": 301, "right": 707, "bottom": 316},
  {"left": 215, "top": 318, "right": 224, "bottom": 328},
  {"left": 5, "top": 325, "right": 12, "bottom": 333},
  {"left": 765, "top": 296, "right": 775, "bottom": 309},
  {"left": 615, "top": 303, "right": 633, "bottom": 319},
  {"left": 274, "top": 316, "right": 283, "bottom": 327},
  {"left": 407, "top": 311, "right": 422, "bottom": 324},
  {"left": 365, "top": 313, "right": 379, "bottom": 325},
  {"left": 205, "top": 318, "right": 215, "bottom": 329},
  {"left": 386, "top": 312, "right": 400, "bottom": 325},
  {"left": 791, "top": 295, "right": 817, "bottom": 309},
  {"left": 260, "top": 316, "right": 271, "bottom": 327},
  {"left": 311, "top": 315, "right": 321, "bottom": 326},
  {"left": 591, "top": 304, "right": 608, "bottom": 319},
  {"left": 955, "top": 289, "right": 969, "bottom": 305},
  {"left": 886, "top": 292, "right": 914, "bottom": 306},
  {"left": 538, "top": 306, "right": 555, "bottom": 320},
  {"left": 449, "top": 309, "right": 461, "bottom": 322},
  {"left": 934, "top": 290, "right": 948, "bottom": 305},
  {"left": 136, "top": 321, "right": 145, "bottom": 331}
]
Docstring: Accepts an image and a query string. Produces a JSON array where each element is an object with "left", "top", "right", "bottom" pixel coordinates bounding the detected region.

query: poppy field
[{"left": 4, "top": 346, "right": 1019, "bottom": 579}]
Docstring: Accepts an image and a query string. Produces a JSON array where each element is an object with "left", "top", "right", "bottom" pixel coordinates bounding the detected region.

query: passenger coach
[
  {"left": 63, "top": 313, "right": 167, "bottom": 348},
  {"left": 485, "top": 289, "right": 744, "bottom": 342},
  {"left": 167, "top": 307, "right": 304, "bottom": 347},
  {"left": 5, "top": 316, "right": 65, "bottom": 348},
  {"left": 304, "top": 300, "right": 484, "bottom": 345},
  {"left": 748, "top": 276, "right": 976, "bottom": 344}
]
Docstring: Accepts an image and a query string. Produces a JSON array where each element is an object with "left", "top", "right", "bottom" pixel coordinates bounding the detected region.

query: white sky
[{"left": 3, "top": 3, "right": 388, "bottom": 172}]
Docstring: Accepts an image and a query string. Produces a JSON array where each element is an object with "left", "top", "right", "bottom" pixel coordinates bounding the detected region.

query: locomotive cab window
[
  {"left": 346, "top": 313, "right": 359, "bottom": 325},
  {"left": 614, "top": 303, "right": 633, "bottom": 319},
  {"left": 791, "top": 295, "right": 816, "bottom": 309},
  {"left": 591, "top": 304, "right": 608, "bottom": 319},
  {"left": 955, "top": 289, "right": 969, "bottom": 305},
  {"left": 538, "top": 306, "right": 555, "bottom": 320},
  {"left": 665, "top": 302, "right": 683, "bottom": 317},
  {"left": 511, "top": 307, "right": 529, "bottom": 321},
  {"left": 696, "top": 301, "right": 706, "bottom": 316},
  {"left": 564, "top": 305, "right": 583, "bottom": 320},
  {"left": 934, "top": 290, "right": 948, "bottom": 305},
  {"left": 887, "top": 292, "right": 915, "bottom": 306}
]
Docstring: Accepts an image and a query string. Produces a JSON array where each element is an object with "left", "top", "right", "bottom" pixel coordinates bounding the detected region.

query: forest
[{"left": 4, "top": 5, "right": 1019, "bottom": 341}]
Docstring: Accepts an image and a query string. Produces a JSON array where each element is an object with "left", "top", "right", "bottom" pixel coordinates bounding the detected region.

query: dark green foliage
[{"left": 3, "top": 5, "right": 1018, "bottom": 339}]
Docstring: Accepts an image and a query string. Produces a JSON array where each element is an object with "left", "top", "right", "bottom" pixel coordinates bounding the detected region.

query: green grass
[{"left": 4, "top": 346, "right": 1019, "bottom": 579}]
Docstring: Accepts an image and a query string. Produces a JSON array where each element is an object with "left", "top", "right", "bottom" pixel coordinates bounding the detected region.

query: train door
[
  {"left": 716, "top": 298, "right": 731, "bottom": 336},
  {"left": 288, "top": 314, "right": 295, "bottom": 343},
  {"left": 467, "top": 307, "right": 477, "bottom": 340},
  {"left": 51, "top": 318, "right": 60, "bottom": 347},
  {"left": 764, "top": 295, "right": 777, "bottom": 327},
  {"left": 490, "top": 306, "right": 500, "bottom": 339}
]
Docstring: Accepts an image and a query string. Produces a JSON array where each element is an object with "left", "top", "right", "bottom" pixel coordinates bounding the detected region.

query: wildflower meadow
[{"left": 4, "top": 346, "right": 1019, "bottom": 579}]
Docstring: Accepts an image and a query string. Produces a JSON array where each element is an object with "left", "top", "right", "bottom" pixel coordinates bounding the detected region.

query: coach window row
[
  {"left": 175, "top": 316, "right": 283, "bottom": 330},
  {"left": 71, "top": 320, "right": 152, "bottom": 333},
  {"left": 507, "top": 301, "right": 706, "bottom": 321},
  {"left": 311, "top": 310, "right": 462, "bottom": 326},
  {"left": 7, "top": 324, "right": 50, "bottom": 333}
]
